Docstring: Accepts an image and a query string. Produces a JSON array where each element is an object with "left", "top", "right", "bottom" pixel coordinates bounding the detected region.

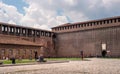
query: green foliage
[
  {"left": 2, "top": 59, "right": 35, "bottom": 64},
  {"left": 1, "top": 58, "right": 83, "bottom": 64}
]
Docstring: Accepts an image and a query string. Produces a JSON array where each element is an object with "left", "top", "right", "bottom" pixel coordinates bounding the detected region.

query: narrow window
[
  {"left": 84, "top": 24, "right": 86, "bottom": 27},
  {"left": 78, "top": 24, "right": 80, "bottom": 27},
  {"left": 103, "top": 20, "right": 106, "bottom": 24},
  {"left": 59, "top": 27, "right": 61, "bottom": 30},
  {"left": 76, "top": 25, "right": 77, "bottom": 28},
  {"left": 32, "top": 30, "right": 34, "bottom": 35},
  {"left": 8, "top": 27, "right": 10, "bottom": 32},
  {"left": 41, "top": 32, "right": 44, "bottom": 36},
  {"left": 100, "top": 21, "right": 102, "bottom": 25},
  {"left": 23, "top": 29, "right": 25, "bottom": 34},
  {"left": 114, "top": 19, "right": 116, "bottom": 23},
  {"left": 18, "top": 29, "right": 20, "bottom": 33},
  {"left": 110, "top": 19, "right": 112, "bottom": 23},
  {"left": 107, "top": 20, "right": 109, "bottom": 24},
  {"left": 2, "top": 26, "right": 4, "bottom": 31},
  {"left": 90, "top": 23, "right": 92, "bottom": 26},
  {"left": 47, "top": 33, "right": 49, "bottom": 37},
  {"left": 65, "top": 27, "right": 66, "bottom": 29},
  {"left": 49, "top": 33, "right": 51, "bottom": 37},
  {"left": 67, "top": 26, "right": 69, "bottom": 29},
  {"left": 93, "top": 22, "right": 95, "bottom": 25},
  {"left": 62, "top": 27, "right": 64, "bottom": 30},
  {"left": 96, "top": 22, "right": 99, "bottom": 25},
  {"left": 37, "top": 31, "right": 39, "bottom": 35},
  {"left": 45, "top": 33, "right": 47, "bottom": 36},
  {"left": 11, "top": 28, "right": 14, "bottom": 32},
  {"left": 87, "top": 23, "right": 89, "bottom": 26},
  {"left": 81, "top": 24, "right": 83, "bottom": 27},
  {"left": 73, "top": 25, "right": 74, "bottom": 28},
  {"left": 5, "top": 27, "right": 7, "bottom": 31},
  {"left": 118, "top": 18, "right": 120, "bottom": 22}
]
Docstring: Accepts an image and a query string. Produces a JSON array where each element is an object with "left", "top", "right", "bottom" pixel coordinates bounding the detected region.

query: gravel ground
[{"left": 0, "top": 58, "right": 120, "bottom": 74}]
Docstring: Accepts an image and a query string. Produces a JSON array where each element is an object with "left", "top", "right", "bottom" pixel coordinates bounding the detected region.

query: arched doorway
[
  {"left": 34, "top": 50, "right": 38, "bottom": 60},
  {"left": 102, "top": 50, "right": 107, "bottom": 57},
  {"left": 101, "top": 43, "right": 107, "bottom": 57}
]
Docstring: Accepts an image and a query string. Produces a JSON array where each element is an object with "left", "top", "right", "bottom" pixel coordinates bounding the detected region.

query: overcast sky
[{"left": 0, "top": 0, "right": 120, "bottom": 30}]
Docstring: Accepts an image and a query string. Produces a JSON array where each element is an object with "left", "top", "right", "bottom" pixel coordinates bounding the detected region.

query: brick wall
[
  {"left": 0, "top": 44, "right": 41, "bottom": 59},
  {"left": 0, "top": 34, "right": 56, "bottom": 59},
  {"left": 55, "top": 26, "right": 120, "bottom": 57}
]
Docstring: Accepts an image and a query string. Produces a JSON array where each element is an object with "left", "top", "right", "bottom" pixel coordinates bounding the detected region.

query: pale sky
[{"left": 0, "top": 0, "right": 120, "bottom": 30}]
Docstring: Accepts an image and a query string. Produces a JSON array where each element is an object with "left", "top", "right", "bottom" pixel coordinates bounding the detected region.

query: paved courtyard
[{"left": 0, "top": 58, "right": 120, "bottom": 74}]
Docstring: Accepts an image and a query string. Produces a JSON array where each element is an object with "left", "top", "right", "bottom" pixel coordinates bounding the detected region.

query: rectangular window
[
  {"left": 18, "top": 29, "right": 20, "bottom": 33},
  {"left": 41, "top": 32, "right": 43, "bottom": 36},
  {"left": 107, "top": 20, "right": 109, "bottom": 24},
  {"left": 99, "top": 21, "right": 102, "bottom": 24},
  {"left": 94, "top": 22, "right": 96, "bottom": 25},
  {"left": 32, "top": 30, "right": 34, "bottom": 35},
  {"left": 102, "top": 43, "right": 106, "bottom": 50},
  {"left": 2, "top": 26, "right": 4, "bottom": 31},
  {"left": 72, "top": 25, "right": 74, "bottom": 28},
  {"left": 57, "top": 28, "right": 59, "bottom": 31},
  {"left": 84, "top": 24, "right": 86, "bottom": 27},
  {"left": 114, "top": 19, "right": 116, "bottom": 23},
  {"left": 65, "top": 27, "right": 66, "bottom": 29},
  {"left": 11, "top": 28, "right": 14, "bottom": 32},
  {"left": 90, "top": 23, "right": 92, "bottom": 26},
  {"left": 103, "top": 20, "right": 106, "bottom": 24},
  {"left": 5, "top": 27, "right": 7, "bottom": 31},
  {"left": 110, "top": 19, "right": 112, "bottom": 23},
  {"left": 81, "top": 24, "right": 83, "bottom": 27},
  {"left": 37, "top": 31, "right": 39, "bottom": 35},
  {"left": 23, "top": 29, "right": 26, "bottom": 34},
  {"left": 75, "top": 25, "right": 77, "bottom": 28},
  {"left": 118, "top": 18, "right": 120, "bottom": 22},
  {"left": 45, "top": 32, "right": 47, "bottom": 36},
  {"left": 8, "top": 27, "right": 10, "bottom": 32},
  {"left": 78, "top": 24, "right": 80, "bottom": 27}
]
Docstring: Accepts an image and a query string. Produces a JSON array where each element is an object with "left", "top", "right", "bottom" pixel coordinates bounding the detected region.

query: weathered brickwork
[
  {"left": 52, "top": 16, "right": 120, "bottom": 57},
  {"left": 55, "top": 27, "right": 120, "bottom": 57},
  {"left": 0, "top": 44, "right": 41, "bottom": 59},
  {"left": 0, "top": 23, "right": 56, "bottom": 59},
  {"left": 0, "top": 16, "right": 120, "bottom": 59}
]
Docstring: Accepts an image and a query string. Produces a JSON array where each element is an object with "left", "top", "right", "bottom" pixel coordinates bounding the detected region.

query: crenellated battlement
[
  {"left": 0, "top": 22, "right": 54, "bottom": 38},
  {"left": 52, "top": 16, "right": 120, "bottom": 33}
]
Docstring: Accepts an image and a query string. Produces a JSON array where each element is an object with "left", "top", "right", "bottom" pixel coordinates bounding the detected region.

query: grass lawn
[
  {"left": 1, "top": 59, "right": 36, "bottom": 64},
  {"left": 0, "top": 58, "right": 84, "bottom": 64},
  {"left": 45, "top": 58, "right": 83, "bottom": 61}
]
